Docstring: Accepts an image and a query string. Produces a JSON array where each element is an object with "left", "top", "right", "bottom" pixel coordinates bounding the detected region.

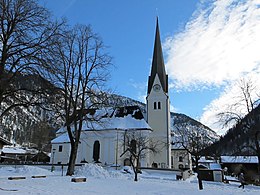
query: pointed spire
[{"left": 147, "top": 17, "right": 168, "bottom": 94}]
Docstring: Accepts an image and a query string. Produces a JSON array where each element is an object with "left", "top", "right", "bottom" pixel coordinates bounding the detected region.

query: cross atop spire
[{"left": 147, "top": 17, "right": 168, "bottom": 94}]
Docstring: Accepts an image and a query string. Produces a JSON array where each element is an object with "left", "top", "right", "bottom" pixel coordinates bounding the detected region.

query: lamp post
[{"left": 51, "top": 148, "right": 56, "bottom": 172}]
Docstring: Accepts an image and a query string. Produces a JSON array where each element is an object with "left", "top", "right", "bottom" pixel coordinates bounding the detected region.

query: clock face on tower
[{"left": 153, "top": 84, "right": 161, "bottom": 92}]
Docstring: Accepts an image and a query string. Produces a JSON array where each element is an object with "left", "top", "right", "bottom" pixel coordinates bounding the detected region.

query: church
[{"left": 51, "top": 18, "right": 191, "bottom": 170}]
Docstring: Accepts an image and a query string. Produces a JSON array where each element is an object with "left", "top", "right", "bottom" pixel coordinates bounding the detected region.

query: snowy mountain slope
[{"left": 171, "top": 112, "right": 220, "bottom": 142}]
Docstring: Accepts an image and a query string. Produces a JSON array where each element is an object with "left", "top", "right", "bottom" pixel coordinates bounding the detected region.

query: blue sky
[{"left": 41, "top": 0, "right": 260, "bottom": 135}]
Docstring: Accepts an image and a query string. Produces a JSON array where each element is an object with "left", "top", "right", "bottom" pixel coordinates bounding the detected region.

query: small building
[
  {"left": 197, "top": 156, "right": 223, "bottom": 182},
  {"left": 220, "top": 156, "right": 259, "bottom": 175},
  {"left": 1, "top": 146, "right": 38, "bottom": 163}
]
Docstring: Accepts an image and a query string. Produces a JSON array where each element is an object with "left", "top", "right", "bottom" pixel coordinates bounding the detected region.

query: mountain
[
  {"left": 0, "top": 76, "right": 219, "bottom": 150},
  {"left": 171, "top": 112, "right": 219, "bottom": 142},
  {"left": 205, "top": 104, "right": 260, "bottom": 156}
]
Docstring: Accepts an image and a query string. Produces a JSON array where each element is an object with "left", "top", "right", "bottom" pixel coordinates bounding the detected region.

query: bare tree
[
  {"left": 52, "top": 24, "right": 112, "bottom": 175},
  {"left": 121, "top": 130, "right": 158, "bottom": 181},
  {"left": 0, "top": 0, "right": 63, "bottom": 118},
  {"left": 174, "top": 126, "right": 212, "bottom": 190},
  {"left": 217, "top": 78, "right": 260, "bottom": 173}
]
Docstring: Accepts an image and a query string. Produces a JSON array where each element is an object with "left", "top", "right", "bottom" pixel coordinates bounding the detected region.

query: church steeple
[
  {"left": 147, "top": 17, "right": 168, "bottom": 94},
  {"left": 146, "top": 17, "right": 171, "bottom": 168}
]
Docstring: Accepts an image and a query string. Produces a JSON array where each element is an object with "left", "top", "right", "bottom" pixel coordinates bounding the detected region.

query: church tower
[{"left": 146, "top": 18, "right": 171, "bottom": 168}]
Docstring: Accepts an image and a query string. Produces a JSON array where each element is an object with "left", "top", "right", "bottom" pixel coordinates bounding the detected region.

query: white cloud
[
  {"left": 165, "top": 0, "right": 260, "bottom": 89},
  {"left": 164, "top": 0, "right": 260, "bottom": 134}
]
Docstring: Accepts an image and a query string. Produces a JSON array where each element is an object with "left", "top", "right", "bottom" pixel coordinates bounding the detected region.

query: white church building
[
  {"left": 51, "top": 106, "right": 153, "bottom": 167},
  {"left": 51, "top": 18, "right": 191, "bottom": 170}
]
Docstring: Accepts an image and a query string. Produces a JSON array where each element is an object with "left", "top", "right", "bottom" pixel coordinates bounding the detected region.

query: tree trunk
[
  {"left": 195, "top": 157, "right": 203, "bottom": 190},
  {"left": 66, "top": 143, "right": 78, "bottom": 176},
  {"left": 130, "top": 155, "right": 138, "bottom": 181},
  {"left": 198, "top": 174, "right": 203, "bottom": 190},
  {"left": 134, "top": 170, "right": 138, "bottom": 182}
]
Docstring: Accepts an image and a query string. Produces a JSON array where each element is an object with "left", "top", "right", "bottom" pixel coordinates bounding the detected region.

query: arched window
[{"left": 93, "top": 140, "right": 100, "bottom": 163}]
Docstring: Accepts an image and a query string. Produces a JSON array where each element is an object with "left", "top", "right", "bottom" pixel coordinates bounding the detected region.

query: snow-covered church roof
[{"left": 52, "top": 106, "right": 152, "bottom": 144}]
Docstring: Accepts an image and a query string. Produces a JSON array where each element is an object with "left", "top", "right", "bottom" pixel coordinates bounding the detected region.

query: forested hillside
[{"left": 205, "top": 104, "right": 260, "bottom": 156}]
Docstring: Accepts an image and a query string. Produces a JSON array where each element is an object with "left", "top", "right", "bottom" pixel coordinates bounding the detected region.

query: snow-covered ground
[{"left": 0, "top": 164, "right": 259, "bottom": 194}]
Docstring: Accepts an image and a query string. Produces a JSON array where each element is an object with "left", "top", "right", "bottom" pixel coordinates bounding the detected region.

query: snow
[
  {"left": 78, "top": 114, "right": 151, "bottom": 131},
  {"left": 52, "top": 114, "right": 151, "bottom": 144},
  {"left": 2, "top": 147, "right": 27, "bottom": 154},
  {"left": 0, "top": 164, "right": 260, "bottom": 194},
  {"left": 0, "top": 166, "right": 54, "bottom": 178},
  {"left": 55, "top": 106, "right": 151, "bottom": 136},
  {"left": 51, "top": 133, "right": 71, "bottom": 144},
  {"left": 1, "top": 146, "right": 38, "bottom": 155},
  {"left": 57, "top": 114, "right": 151, "bottom": 132},
  {"left": 221, "top": 156, "right": 259, "bottom": 164},
  {"left": 199, "top": 157, "right": 216, "bottom": 163},
  {"left": 209, "top": 163, "right": 222, "bottom": 170}
]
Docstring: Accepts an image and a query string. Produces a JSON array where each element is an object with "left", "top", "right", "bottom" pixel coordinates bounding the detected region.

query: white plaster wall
[
  {"left": 171, "top": 150, "right": 192, "bottom": 170},
  {"left": 51, "top": 143, "right": 70, "bottom": 164},
  {"left": 51, "top": 129, "right": 151, "bottom": 167},
  {"left": 80, "top": 130, "right": 117, "bottom": 165}
]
